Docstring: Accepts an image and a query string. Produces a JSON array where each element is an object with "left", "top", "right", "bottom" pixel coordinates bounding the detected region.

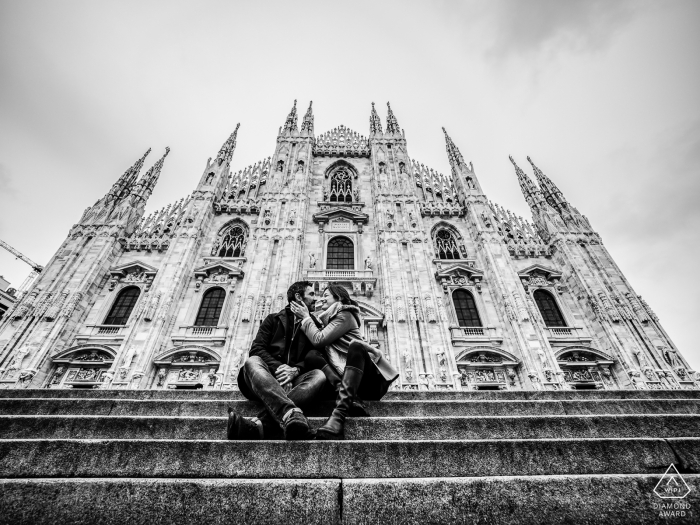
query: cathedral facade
[{"left": 0, "top": 101, "right": 696, "bottom": 392}]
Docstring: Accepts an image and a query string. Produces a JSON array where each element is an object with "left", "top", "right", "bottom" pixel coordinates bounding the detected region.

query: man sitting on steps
[{"left": 227, "top": 281, "right": 326, "bottom": 440}]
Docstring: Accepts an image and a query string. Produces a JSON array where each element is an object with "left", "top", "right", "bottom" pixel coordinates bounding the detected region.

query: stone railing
[
  {"left": 449, "top": 326, "right": 499, "bottom": 341},
  {"left": 77, "top": 325, "right": 127, "bottom": 342},
  {"left": 171, "top": 325, "right": 228, "bottom": 344},
  {"left": 305, "top": 269, "right": 376, "bottom": 297},
  {"left": 306, "top": 269, "right": 374, "bottom": 280}
]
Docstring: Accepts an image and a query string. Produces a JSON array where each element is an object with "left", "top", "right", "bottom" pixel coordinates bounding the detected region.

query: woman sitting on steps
[{"left": 290, "top": 283, "right": 399, "bottom": 440}]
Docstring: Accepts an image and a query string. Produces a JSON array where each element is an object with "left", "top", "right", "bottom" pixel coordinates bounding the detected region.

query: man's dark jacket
[{"left": 237, "top": 306, "right": 320, "bottom": 398}]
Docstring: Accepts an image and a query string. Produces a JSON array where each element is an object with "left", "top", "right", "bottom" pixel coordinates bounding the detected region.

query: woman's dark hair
[{"left": 325, "top": 283, "right": 359, "bottom": 307}]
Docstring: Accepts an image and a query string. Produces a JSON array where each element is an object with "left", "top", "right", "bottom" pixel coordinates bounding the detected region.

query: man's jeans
[{"left": 242, "top": 355, "right": 326, "bottom": 438}]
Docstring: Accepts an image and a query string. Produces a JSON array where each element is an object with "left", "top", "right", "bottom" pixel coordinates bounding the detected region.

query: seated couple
[{"left": 227, "top": 281, "right": 399, "bottom": 440}]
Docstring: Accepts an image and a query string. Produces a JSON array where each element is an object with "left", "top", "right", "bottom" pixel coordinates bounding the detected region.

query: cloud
[{"left": 485, "top": 0, "right": 642, "bottom": 58}]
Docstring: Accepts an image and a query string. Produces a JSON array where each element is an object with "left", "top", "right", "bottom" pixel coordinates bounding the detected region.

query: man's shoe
[
  {"left": 227, "top": 407, "right": 263, "bottom": 440},
  {"left": 282, "top": 408, "right": 312, "bottom": 440}
]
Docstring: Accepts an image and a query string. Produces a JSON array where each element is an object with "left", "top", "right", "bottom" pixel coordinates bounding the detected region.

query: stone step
[
  {"left": 1, "top": 474, "right": 697, "bottom": 525},
  {"left": 1, "top": 397, "right": 698, "bottom": 417},
  {"left": 1, "top": 438, "right": 697, "bottom": 478},
  {"left": 2, "top": 414, "right": 699, "bottom": 441},
  {"left": 3, "top": 388, "right": 699, "bottom": 400},
  {"left": 3, "top": 475, "right": 697, "bottom": 525}
]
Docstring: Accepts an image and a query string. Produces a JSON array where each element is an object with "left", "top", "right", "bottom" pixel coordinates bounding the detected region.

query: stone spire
[
  {"left": 301, "top": 101, "right": 314, "bottom": 133},
  {"left": 216, "top": 124, "right": 240, "bottom": 166},
  {"left": 386, "top": 102, "right": 400, "bottom": 134},
  {"left": 510, "top": 156, "right": 544, "bottom": 210},
  {"left": 527, "top": 156, "right": 567, "bottom": 212},
  {"left": 369, "top": 102, "right": 383, "bottom": 135},
  {"left": 132, "top": 148, "right": 170, "bottom": 202},
  {"left": 283, "top": 99, "right": 298, "bottom": 133},
  {"left": 107, "top": 148, "right": 151, "bottom": 200},
  {"left": 442, "top": 128, "right": 465, "bottom": 167}
]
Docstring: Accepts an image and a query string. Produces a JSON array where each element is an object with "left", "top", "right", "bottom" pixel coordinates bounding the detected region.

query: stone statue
[
  {"left": 309, "top": 252, "right": 317, "bottom": 269},
  {"left": 664, "top": 347, "right": 680, "bottom": 368},
  {"left": 364, "top": 256, "right": 372, "bottom": 270},
  {"left": 323, "top": 187, "right": 329, "bottom": 201}
]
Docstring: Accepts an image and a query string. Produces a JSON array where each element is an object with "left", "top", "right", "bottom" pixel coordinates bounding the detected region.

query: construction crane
[{"left": 0, "top": 239, "right": 43, "bottom": 294}]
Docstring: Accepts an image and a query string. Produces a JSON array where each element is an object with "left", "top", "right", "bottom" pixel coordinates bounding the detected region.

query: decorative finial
[
  {"left": 216, "top": 125, "right": 240, "bottom": 166},
  {"left": 370, "top": 101, "right": 383, "bottom": 134},
  {"left": 301, "top": 101, "right": 314, "bottom": 133},
  {"left": 386, "top": 101, "right": 400, "bottom": 134},
  {"left": 283, "top": 100, "right": 299, "bottom": 132}
]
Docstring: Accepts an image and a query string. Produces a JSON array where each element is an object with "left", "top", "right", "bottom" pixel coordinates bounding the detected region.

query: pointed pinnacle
[
  {"left": 386, "top": 101, "right": 400, "bottom": 134},
  {"left": 301, "top": 100, "right": 314, "bottom": 132},
  {"left": 284, "top": 100, "right": 299, "bottom": 132},
  {"left": 216, "top": 124, "right": 240, "bottom": 166},
  {"left": 370, "top": 101, "right": 383, "bottom": 134}
]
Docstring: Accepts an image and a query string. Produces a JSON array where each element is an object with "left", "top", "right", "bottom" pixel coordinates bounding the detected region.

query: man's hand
[{"left": 275, "top": 364, "right": 300, "bottom": 386}]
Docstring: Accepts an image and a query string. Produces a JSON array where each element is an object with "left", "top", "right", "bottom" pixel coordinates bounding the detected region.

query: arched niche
[
  {"left": 555, "top": 346, "right": 616, "bottom": 390},
  {"left": 47, "top": 344, "right": 117, "bottom": 389},
  {"left": 455, "top": 346, "right": 521, "bottom": 390},
  {"left": 152, "top": 345, "right": 222, "bottom": 390}
]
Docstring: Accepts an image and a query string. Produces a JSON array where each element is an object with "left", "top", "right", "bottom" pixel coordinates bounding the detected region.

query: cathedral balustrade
[
  {"left": 171, "top": 325, "right": 228, "bottom": 345},
  {"left": 449, "top": 326, "right": 502, "bottom": 345},
  {"left": 76, "top": 324, "right": 127, "bottom": 343},
  {"left": 305, "top": 269, "right": 376, "bottom": 297},
  {"left": 544, "top": 326, "right": 592, "bottom": 346},
  {"left": 307, "top": 269, "right": 374, "bottom": 280}
]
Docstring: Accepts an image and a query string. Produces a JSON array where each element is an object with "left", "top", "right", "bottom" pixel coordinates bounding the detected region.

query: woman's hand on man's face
[{"left": 290, "top": 300, "right": 310, "bottom": 320}]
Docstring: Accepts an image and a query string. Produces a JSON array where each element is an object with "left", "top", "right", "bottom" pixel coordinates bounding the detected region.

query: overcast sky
[{"left": 1, "top": 0, "right": 698, "bottom": 369}]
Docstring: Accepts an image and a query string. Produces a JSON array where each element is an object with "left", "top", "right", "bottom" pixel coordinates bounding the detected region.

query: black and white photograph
[{"left": 0, "top": 1, "right": 698, "bottom": 523}]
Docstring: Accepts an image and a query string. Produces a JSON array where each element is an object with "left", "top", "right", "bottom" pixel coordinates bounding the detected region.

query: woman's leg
[
  {"left": 305, "top": 349, "right": 341, "bottom": 390},
  {"left": 316, "top": 341, "right": 370, "bottom": 440}
]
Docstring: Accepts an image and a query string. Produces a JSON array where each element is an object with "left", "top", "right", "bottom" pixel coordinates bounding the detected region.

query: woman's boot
[
  {"left": 316, "top": 366, "right": 363, "bottom": 440},
  {"left": 322, "top": 364, "right": 369, "bottom": 417}
]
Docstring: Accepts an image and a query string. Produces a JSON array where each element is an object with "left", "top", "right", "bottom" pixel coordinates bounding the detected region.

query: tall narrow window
[
  {"left": 327, "top": 237, "right": 354, "bottom": 269},
  {"left": 435, "top": 229, "right": 461, "bottom": 259},
  {"left": 330, "top": 168, "right": 352, "bottom": 202},
  {"left": 104, "top": 286, "right": 140, "bottom": 325},
  {"left": 194, "top": 287, "right": 226, "bottom": 326},
  {"left": 213, "top": 222, "right": 248, "bottom": 257},
  {"left": 453, "top": 289, "right": 481, "bottom": 327},
  {"left": 534, "top": 290, "right": 566, "bottom": 327}
]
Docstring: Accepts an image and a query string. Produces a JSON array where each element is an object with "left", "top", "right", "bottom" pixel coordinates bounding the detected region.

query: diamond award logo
[{"left": 654, "top": 464, "right": 691, "bottom": 499}]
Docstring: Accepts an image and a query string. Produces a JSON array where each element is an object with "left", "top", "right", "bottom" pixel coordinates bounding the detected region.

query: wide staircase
[{"left": 0, "top": 388, "right": 698, "bottom": 524}]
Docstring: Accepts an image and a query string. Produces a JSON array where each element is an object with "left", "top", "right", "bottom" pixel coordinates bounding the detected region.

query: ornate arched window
[
  {"left": 104, "top": 286, "right": 140, "bottom": 325},
  {"left": 327, "top": 236, "right": 354, "bottom": 269},
  {"left": 453, "top": 289, "right": 481, "bottom": 327},
  {"left": 212, "top": 222, "right": 248, "bottom": 257},
  {"left": 435, "top": 229, "right": 461, "bottom": 259},
  {"left": 534, "top": 290, "right": 566, "bottom": 327},
  {"left": 194, "top": 287, "right": 226, "bottom": 326},
  {"left": 330, "top": 168, "right": 352, "bottom": 202}
]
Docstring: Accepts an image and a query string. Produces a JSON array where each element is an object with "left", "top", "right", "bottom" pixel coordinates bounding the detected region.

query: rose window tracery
[{"left": 212, "top": 223, "right": 248, "bottom": 257}]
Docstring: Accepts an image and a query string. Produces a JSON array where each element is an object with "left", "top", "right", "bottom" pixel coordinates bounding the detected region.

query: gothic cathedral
[{"left": 0, "top": 101, "right": 696, "bottom": 392}]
